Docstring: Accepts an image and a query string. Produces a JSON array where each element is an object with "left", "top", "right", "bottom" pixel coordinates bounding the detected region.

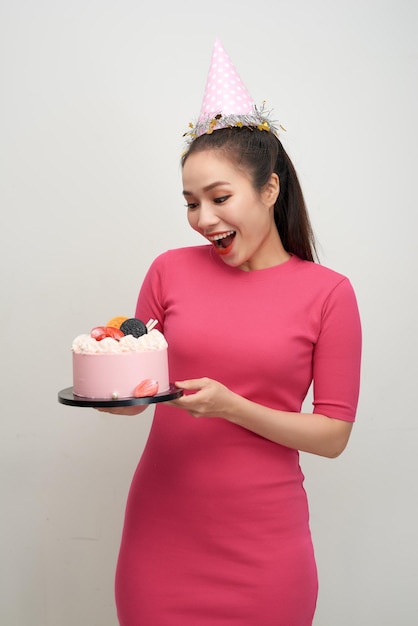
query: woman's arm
[{"left": 172, "top": 378, "right": 353, "bottom": 458}]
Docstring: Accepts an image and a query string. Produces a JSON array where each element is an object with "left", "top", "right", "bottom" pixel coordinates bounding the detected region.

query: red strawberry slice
[
  {"left": 105, "top": 326, "right": 124, "bottom": 340},
  {"left": 90, "top": 326, "right": 124, "bottom": 341},
  {"left": 134, "top": 379, "right": 159, "bottom": 398},
  {"left": 91, "top": 326, "right": 108, "bottom": 341}
]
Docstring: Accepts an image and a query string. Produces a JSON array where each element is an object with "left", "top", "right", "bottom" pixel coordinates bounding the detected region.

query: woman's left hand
[
  {"left": 170, "top": 377, "right": 237, "bottom": 419},
  {"left": 170, "top": 377, "right": 353, "bottom": 458}
]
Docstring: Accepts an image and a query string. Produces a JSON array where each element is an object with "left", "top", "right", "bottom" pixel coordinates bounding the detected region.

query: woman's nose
[{"left": 197, "top": 203, "right": 218, "bottom": 229}]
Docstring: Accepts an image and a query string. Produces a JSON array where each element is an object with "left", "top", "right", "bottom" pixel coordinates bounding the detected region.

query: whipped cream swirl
[{"left": 72, "top": 329, "right": 168, "bottom": 354}]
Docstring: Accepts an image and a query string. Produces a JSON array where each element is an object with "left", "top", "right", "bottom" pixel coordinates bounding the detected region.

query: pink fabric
[{"left": 115, "top": 246, "right": 361, "bottom": 625}]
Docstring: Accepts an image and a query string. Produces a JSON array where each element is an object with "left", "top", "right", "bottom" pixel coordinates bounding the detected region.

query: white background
[{"left": 1, "top": 1, "right": 417, "bottom": 624}]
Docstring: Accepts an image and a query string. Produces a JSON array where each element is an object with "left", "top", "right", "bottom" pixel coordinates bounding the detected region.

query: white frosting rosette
[{"left": 72, "top": 329, "right": 168, "bottom": 354}]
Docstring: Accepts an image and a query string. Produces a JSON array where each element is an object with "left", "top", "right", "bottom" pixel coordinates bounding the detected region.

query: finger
[
  {"left": 175, "top": 378, "right": 208, "bottom": 390},
  {"left": 169, "top": 396, "right": 203, "bottom": 417},
  {"left": 170, "top": 393, "right": 200, "bottom": 407}
]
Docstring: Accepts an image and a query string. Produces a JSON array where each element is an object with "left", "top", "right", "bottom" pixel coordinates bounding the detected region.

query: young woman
[{"left": 108, "top": 125, "right": 361, "bottom": 626}]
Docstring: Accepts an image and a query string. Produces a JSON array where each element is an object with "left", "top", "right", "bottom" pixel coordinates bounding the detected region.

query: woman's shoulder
[
  {"left": 290, "top": 256, "right": 359, "bottom": 308},
  {"left": 293, "top": 255, "right": 351, "bottom": 286},
  {"left": 145, "top": 245, "right": 214, "bottom": 280},
  {"left": 150, "top": 245, "right": 212, "bottom": 269}
]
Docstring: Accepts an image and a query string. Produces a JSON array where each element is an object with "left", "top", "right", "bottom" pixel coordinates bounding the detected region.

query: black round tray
[{"left": 58, "top": 384, "right": 182, "bottom": 407}]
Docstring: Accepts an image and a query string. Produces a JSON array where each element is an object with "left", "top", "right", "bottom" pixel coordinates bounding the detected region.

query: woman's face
[{"left": 182, "top": 149, "right": 285, "bottom": 271}]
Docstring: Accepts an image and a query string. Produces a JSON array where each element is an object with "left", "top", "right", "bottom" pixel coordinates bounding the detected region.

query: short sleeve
[{"left": 312, "top": 278, "right": 362, "bottom": 421}]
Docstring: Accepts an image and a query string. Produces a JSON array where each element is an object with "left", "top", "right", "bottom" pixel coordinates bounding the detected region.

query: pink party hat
[
  {"left": 184, "top": 39, "right": 280, "bottom": 143},
  {"left": 199, "top": 38, "right": 255, "bottom": 121}
]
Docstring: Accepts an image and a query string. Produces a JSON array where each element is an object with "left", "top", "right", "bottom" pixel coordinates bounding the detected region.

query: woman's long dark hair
[{"left": 181, "top": 127, "right": 318, "bottom": 262}]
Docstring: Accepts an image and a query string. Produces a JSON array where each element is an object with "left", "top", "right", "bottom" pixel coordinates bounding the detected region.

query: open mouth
[{"left": 208, "top": 230, "right": 236, "bottom": 252}]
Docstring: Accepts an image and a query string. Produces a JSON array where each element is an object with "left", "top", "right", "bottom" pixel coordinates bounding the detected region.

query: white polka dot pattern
[{"left": 198, "top": 39, "right": 255, "bottom": 121}]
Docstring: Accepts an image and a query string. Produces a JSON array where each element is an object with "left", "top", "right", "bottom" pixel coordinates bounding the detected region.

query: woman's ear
[{"left": 262, "top": 173, "right": 280, "bottom": 207}]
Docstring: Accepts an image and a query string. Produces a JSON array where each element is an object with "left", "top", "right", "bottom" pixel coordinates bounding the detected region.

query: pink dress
[{"left": 115, "top": 247, "right": 361, "bottom": 626}]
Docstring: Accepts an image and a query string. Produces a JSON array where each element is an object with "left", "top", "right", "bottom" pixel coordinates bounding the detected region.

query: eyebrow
[{"left": 183, "top": 181, "right": 231, "bottom": 196}]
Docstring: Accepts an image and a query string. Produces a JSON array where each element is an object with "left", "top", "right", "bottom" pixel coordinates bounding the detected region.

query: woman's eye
[
  {"left": 185, "top": 202, "right": 198, "bottom": 210},
  {"left": 214, "top": 195, "right": 229, "bottom": 204}
]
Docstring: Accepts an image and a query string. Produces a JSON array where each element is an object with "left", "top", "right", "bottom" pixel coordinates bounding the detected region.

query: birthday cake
[{"left": 72, "top": 317, "right": 169, "bottom": 399}]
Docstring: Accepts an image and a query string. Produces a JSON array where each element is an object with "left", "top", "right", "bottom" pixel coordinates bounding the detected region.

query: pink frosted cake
[{"left": 72, "top": 317, "right": 169, "bottom": 399}]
